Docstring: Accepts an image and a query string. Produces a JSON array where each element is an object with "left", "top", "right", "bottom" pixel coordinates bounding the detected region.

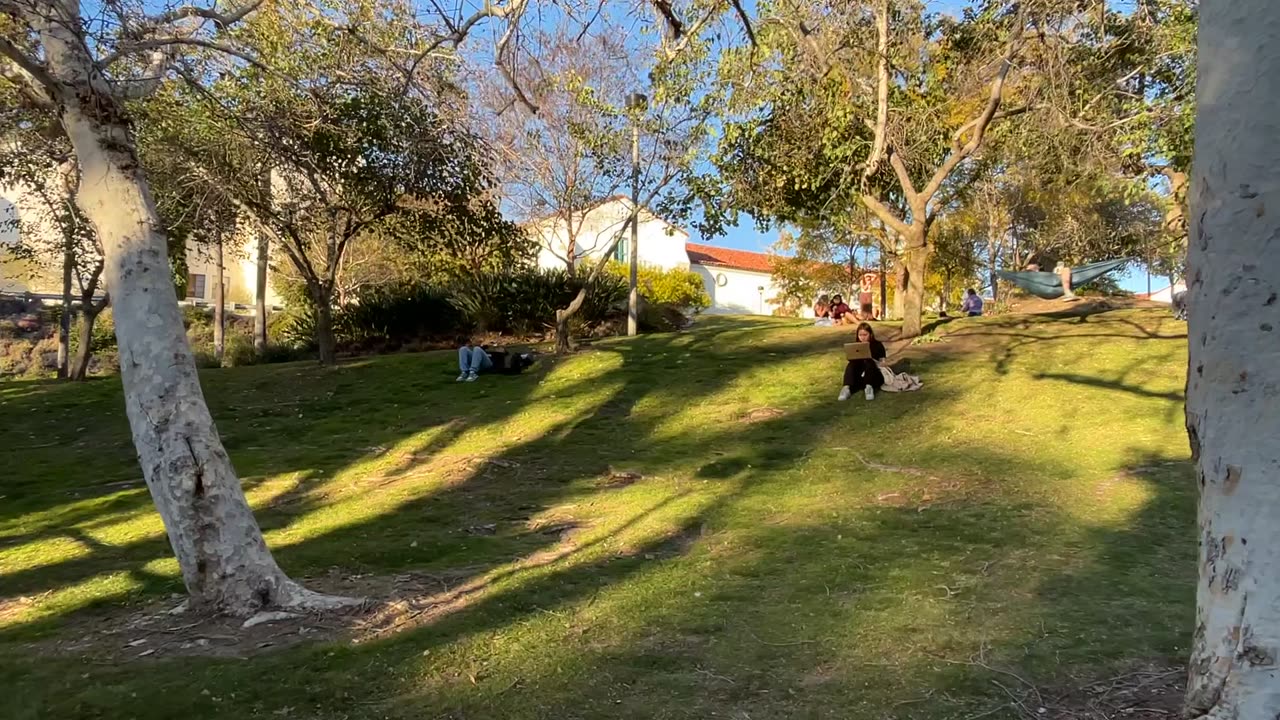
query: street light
[{"left": 626, "top": 91, "right": 647, "bottom": 337}]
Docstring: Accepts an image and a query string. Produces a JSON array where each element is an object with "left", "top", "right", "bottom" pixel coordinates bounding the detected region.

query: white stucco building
[
  {"left": 528, "top": 196, "right": 789, "bottom": 316},
  {"left": 2, "top": 181, "right": 281, "bottom": 308},
  {"left": 528, "top": 195, "right": 692, "bottom": 273},
  {"left": 685, "top": 243, "right": 787, "bottom": 316},
  {"left": 1135, "top": 280, "right": 1187, "bottom": 304}
]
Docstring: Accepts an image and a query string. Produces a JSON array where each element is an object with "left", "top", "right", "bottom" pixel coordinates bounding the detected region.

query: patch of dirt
[
  {"left": 738, "top": 407, "right": 785, "bottom": 423},
  {"left": 22, "top": 520, "right": 597, "bottom": 664},
  {"left": 596, "top": 468, "right": 644, "bottom": 489},
  {"left": 1036, "top": 664, "right": 1184, "bottom": 720}
]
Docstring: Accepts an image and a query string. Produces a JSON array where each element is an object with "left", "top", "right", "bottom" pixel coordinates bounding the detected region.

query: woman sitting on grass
[
  {"left": 838, "top": 322, "right": 887, "bottom": 401},
  {"left": 837, "top": 323, "right": 923, "bottom": 401},
  {"left": 813, "top": 294, "right": 831, "bottom": 319}
]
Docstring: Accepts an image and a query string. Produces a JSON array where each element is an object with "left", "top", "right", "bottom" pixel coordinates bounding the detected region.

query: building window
[
  {"left": 715, "top": 273, "right": 728, "bottom": 287},
  {"left": 614, "top": 240, "right": 627, "bottom": 263},
  {"left": 187, "top": 273, "right": 206, "bottom": 300}
]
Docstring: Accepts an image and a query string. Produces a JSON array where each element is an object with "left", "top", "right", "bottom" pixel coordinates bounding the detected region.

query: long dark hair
[{"left": 855, "top": 322, "right": 876, "bottom": 342}]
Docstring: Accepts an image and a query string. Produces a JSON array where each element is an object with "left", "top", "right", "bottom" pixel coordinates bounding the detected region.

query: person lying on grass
[
  {"left": 837, "top": 323, "right": 923, "bottom": 401},
  {"left": 457, "top": 339, "right": 537, "bottom": 382}
]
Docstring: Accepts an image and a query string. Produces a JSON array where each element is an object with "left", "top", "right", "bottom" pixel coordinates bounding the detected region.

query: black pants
[{"left": 843, "top": 359, "right": 882, "bottom": 391}]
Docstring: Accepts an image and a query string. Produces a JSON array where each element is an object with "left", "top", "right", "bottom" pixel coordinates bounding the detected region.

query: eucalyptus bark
[
  {"left": 19, "top": 2, "right": 348, "bottom": 615},
  {"left": 1184, "top": 2, "right": 1280, "bottom": 717}
]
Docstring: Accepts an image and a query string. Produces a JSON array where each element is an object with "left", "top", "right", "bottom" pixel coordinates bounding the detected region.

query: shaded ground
[{"left": 0, "top": 308, "right": 1192, "bottom": 719}]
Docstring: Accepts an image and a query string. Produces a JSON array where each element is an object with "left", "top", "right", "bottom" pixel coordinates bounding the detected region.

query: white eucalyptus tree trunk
[
  {"left": 32, "top": 8, "right": 345, "bottom": 615},
  {"left": 1185, "top": 2, "right": 1280, "bottom": 716}
]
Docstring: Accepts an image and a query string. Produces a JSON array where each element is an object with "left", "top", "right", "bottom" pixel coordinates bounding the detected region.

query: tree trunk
[
  {"left": 879, "top": 252, "right": 888, "bottom": 319},
  {"left": 899, "top": 228, "right": 929, "bottom": 338},
  {"left": 69, "top": 299, "right": 103, "bottom": 381},
  {"left": 311, "top": 285, "right": 337, "bottom": 365},
  {"left": 555, "top": 287, "right": 589, "bottom": 355},
  {"left": 1184, "top": 3, "right": 1280, "bottom": 717},
  {"left": 214, "top": 233, "right": 225, "bottom": 365},
  {"left": 254, "top": 229, "right": 269, "bottom": 353},
  {"left": 40, "top": 26, "right": 345, "bottom": 615},
  {"left": 987, "top": 208, "right": 1001, "bottom": 301},
  {"left": 57, "top": 233, "right": 73, "bottom": 379},
  {"left": 892, "top": 260, "right": 906, "bottom": 320}
]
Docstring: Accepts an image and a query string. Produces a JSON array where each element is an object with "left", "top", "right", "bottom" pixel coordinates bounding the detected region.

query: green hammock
[{"left": 995, "top": 259, "right": 1130, "bottom": 299}]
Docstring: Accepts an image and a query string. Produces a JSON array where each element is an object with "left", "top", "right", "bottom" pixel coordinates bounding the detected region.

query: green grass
[{"left": 0, "top": 308, "right": 1194, "bottom": 719}]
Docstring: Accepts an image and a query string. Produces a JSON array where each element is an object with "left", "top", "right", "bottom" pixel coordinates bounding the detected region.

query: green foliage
[
  {"left": 65, "top": 308, "right": 116, "bottom": 356},
  {"left": 450, "top": 269, "right": 627, "bottom": 336},
  {"left": 336, "top": 283, "right": 464, "bottom": 348},
  {"left": 222, "top": 335, "right": 261, "bottom": 368},
  {"left": 604, "top": 262, "right": 709, "bottom": 312}
]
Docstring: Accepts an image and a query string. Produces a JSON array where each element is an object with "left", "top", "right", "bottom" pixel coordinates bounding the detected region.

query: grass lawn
[{"left": 0, "top": 307, "right": 1194, "bottom": 719}]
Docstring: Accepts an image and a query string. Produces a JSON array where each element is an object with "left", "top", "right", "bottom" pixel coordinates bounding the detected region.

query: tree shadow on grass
[
  {"left": 1, "top": 314, "right": 1195, "bottom": 720},
  {"left": 0, "top": 324, "right": 855, "bottom": 640}
]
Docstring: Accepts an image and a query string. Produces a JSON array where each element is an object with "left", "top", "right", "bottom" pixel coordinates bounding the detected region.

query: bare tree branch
[
  {"left": 863, "top": 0, "right": 889, "bottom": 182},
  {"left": 103, "top": 35, "right": 274, "bottom": 74},
  {"left": 136, "top": 1, "right": 263, "bottom": 35},
  {"left": 919, "top": 11, "right": 1027, "bottom": 202},
  {"left": 859, "top": 192, "right": 911, "bottom": 239},
  {"left": 727, "top": 0, "right": 756, "bottom": 48},
  {"left": 0, "top": 35, "right": 60, "bottom": 100},
  {"left": 888, "top": 152, "right": 918, "bottom": 201}
]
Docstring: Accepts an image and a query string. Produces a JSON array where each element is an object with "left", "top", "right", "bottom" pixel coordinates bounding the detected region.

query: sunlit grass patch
[{"left": 0, "top": 308, "right": 1194, "bottom": 719}]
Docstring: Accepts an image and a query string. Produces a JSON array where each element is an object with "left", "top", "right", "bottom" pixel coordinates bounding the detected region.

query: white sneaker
[
  {"left": 456, "top": 373, "right": 468, "bottom": 382},
  {"left": 465, "top": 372, "right": 479, "bottom": 382},
  {"left": 837, "top": 386, "right": 851, "bottom": 402},
  {"left": 865, "top": 386, "right": 875, "bottom": 400}
]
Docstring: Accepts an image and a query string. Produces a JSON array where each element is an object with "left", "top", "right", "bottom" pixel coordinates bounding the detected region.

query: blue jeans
[{"left": 458, "top": 346, "right": 492, "bottom": 374}]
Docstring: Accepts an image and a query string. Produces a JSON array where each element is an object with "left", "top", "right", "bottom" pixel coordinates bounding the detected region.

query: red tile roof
[{"left": 685, "top": 243, "right": 775, "bottom": 274}]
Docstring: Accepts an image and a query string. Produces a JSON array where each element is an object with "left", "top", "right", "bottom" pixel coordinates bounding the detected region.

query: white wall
[
  {"left": 1145, "top": 281, "right": 1187, "bottom": 305},
  {"left": 1, "top": 181, "right": 63, "bottom": 295},
  {"left": 2, "top": 180, "right": 280, "bottom": 307},
  {"left": 694, "top": 264, "right": 788, "bottom": 316},
  {"left": 184, "top": 233, "right": 283, "bottom": 307},
  {"left": 532, "top": 198, "right": 690, "bottom": 272}
]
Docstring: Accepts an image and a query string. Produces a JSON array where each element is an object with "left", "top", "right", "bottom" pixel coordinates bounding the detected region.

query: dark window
[{"left": 187, "top": 273, "right": 206, "bottom": 300}]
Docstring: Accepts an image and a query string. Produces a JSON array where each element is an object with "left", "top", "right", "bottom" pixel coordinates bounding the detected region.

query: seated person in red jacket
[{"left": 829, "top": 294, "right": 854, "bottom": 325}]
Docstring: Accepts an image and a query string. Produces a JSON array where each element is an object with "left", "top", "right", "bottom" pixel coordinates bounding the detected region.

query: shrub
[
  {"left": 222, "top": 335, "right": 259, "bottom": 368},
  {"left": 191, "top": 349, "right": 221, "bottom": 369},
  {"left": 636, "top": 299, "right": 692, "bottom": 333},
  {"left": 606, "top": 262, "right": 710, "bottom": 312},
  {"left": 258, "top": 343, "right": 310, "bottom": 364},
  {"left": 336, "top": 283, "right": 464, "bottom": 347},
  {"left": 0, "top": 336, "right": 58, "bottom": 379},
  {"left": 89, "top": 309, "right": 116, "bottom": 352},
  {"left": 450, "top": 268, "right": 626, "bottom": 336}
]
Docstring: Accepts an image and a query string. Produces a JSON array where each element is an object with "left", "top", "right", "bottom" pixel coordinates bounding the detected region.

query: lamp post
[{"left": 626, "top": 91, "right": 647, "bottom": 337}]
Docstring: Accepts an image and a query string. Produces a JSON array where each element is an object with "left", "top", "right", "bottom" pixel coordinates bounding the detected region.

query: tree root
[{"left": 275, "top": 581, "right": 367, "bottom": 614}]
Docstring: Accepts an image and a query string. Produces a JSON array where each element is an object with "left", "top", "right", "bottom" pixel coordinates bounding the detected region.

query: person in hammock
[
  {"left": 838, "top": 322, "right": 887, "bottom": 401},
  {"left": 1055, "top": 262, "right": 1077, "bottom": 300}
]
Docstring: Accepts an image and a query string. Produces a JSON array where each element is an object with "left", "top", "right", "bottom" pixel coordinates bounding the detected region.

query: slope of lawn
[{"left": 0, "top": 307, "right": 1194, "bottom": 719}]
